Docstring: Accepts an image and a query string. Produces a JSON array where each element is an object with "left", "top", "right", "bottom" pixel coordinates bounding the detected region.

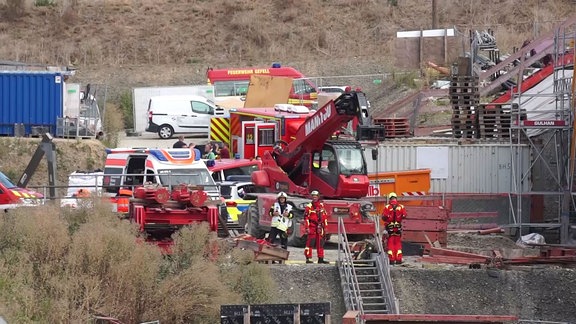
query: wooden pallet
[
  {"left": 449, "top": 87, "right": 479, "bottom": 94},
  {"left": 373, "top": 117, "right": 411, "bottom": 138},
  {"left": 477, "top": 103, "right": 527, "bottom": 139}
]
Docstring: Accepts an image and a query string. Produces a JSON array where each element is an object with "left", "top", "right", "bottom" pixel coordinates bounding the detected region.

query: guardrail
[{"left": 338, "top": 216, "right": 365, "bottom": 316}]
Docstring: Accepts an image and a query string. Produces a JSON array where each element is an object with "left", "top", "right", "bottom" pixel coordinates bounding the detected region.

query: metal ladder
[{"left": 337, "top": 217, "right": 398, "bottom": 321}]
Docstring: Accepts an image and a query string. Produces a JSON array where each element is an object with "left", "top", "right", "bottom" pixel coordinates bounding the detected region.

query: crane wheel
[
  {"left": 246, "top": 203, "right": 266, "bottom": 239},
  {"left": 287, "top": 208, "right": 307, "bottom": 248}
]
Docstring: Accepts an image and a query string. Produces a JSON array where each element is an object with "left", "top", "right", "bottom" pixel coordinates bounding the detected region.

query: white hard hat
[
  {"left": 311, "top": 190, "right": 320, "bottom": 196},
  {"left": 277, "top": 192, "right": 288, "bottom": 199}
]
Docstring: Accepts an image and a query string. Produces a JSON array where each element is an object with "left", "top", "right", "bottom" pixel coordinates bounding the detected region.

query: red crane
[{"left": 245, "top": 91, "right": 386, "bottom": 246}]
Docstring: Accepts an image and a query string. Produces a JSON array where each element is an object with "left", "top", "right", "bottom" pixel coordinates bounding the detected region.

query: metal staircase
[{"left": 337, "top": 217, "right": 398, "bottom": 320}]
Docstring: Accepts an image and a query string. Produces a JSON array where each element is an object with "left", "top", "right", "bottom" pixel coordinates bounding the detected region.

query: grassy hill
[{"left": 0, "top": 0, "right": 573, "bottom": 102}]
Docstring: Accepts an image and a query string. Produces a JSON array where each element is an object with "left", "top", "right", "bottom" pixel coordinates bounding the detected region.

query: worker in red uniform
[
  {"left": 304, "top": 190, "right": 330, "bottom": 264},
  {"left": 381, "top": 192, "right": 407, "bottom": 265}
]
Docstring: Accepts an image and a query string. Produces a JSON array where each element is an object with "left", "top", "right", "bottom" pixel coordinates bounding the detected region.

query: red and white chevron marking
[{"left": 402, "top": 191, "right": 427, "bottom": 196}]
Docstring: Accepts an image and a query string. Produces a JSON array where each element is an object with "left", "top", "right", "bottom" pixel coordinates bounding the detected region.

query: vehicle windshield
[
  {"left": 336, "top": 147, "right": 366, "bottom": 175},
  {"left": 158, "top": 169, "right": 217, "bottom": 189},
  {"left": 214, "top": 81, "right": 250, "bottom": 97},
  {"left": 0, "top": 172, "right": 16, "bottom": 189}
]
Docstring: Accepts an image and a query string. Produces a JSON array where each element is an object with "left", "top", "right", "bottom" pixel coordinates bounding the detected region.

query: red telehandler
[{"left": 241, "top": 90, "right": 386, "bottom": 246}]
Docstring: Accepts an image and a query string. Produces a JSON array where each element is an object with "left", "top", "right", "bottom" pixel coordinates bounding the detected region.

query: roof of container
[{"left": 0, "top": 70, "right": 63, "bottom": 75}]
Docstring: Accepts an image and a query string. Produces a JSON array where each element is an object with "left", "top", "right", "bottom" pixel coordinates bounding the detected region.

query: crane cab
[{"left": 310, "top": 141, "right": 369, "bottom": 198}]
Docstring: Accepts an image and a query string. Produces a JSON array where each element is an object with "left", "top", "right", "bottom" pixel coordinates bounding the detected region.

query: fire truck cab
[{"left": 0, "top": 172, "right": 43, "bottom": 210}]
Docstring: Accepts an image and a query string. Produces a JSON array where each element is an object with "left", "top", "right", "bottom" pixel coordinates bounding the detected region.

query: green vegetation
[
  {"left": 393, "top": 71, "right": 419, "bottom": 89},
  {"left": 0, "top": 202, "right": 274, "bottom": 323},
  {"left": 34, "top": 0, "right": 55, "bottom": 6},
  {"left": 118, "top": 90, "right": 134, "bottom": 131},
  {"left": 102, "top": 101, "right": 125, "bottom": 148}
]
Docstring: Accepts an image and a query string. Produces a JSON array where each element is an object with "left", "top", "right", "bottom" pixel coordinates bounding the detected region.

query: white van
[{"left": 145, "top": 95, "right": 226, "bottom": 139}]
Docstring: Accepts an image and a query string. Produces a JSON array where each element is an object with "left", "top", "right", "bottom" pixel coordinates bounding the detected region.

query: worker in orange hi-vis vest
[
  {"left": 381, "top": 192, "right": 407, "bottom": 265},
  {"left": 303, "top": 190, "right": 330, "bottom": 264}
]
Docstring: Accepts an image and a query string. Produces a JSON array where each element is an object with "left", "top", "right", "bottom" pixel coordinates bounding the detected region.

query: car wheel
[{"left": 158, "top": 125, "right": 174, "bottom": 139}]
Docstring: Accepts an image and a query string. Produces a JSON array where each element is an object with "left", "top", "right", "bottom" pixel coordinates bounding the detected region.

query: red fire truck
[
  {"left": 210, "top": 106, "right": 315, "bottom": 159},
  {"left": 206, "top": 63, "right": 318, "bottom": 108}
]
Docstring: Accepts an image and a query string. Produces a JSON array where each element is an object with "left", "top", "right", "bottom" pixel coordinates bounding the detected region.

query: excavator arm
[{"left": 17, "top": 133, "right": 57, "bottom": 199}]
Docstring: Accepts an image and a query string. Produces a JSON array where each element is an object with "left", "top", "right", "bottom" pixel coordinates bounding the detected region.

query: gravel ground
[{"left": 270, "top": 233, "right": 576, "bottom": 323}]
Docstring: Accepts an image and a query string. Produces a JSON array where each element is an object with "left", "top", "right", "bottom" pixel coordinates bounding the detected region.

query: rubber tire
[
  {"left": 158, "top": 125, "right": 174, "bottom": 139},
  {"left": 246, "top": 204, "right": 266, "bottom": 239},
  {"left": 238, "top": 210, "right": 247, "bottom": 228},
  {"left": 287, "top": 208, "right": 307, "bottom": 247}
]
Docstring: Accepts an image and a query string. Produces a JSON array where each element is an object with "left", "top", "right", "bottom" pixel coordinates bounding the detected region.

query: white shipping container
[
  {"left": 133, "top": 85, "right": 215, "bottom": 134},
  {"left": 363, "top": 141, "right": 532, "bottom": 194}
]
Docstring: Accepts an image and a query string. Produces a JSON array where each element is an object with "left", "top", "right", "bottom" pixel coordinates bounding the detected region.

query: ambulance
[{"left": 102, "top": 148, "right": 224, "bottom": 212}]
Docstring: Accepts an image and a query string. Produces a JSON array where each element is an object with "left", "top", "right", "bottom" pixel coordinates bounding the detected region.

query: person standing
[
  {"left": 381, "top": 192, "right": 407, "bottom": 265},
  {"left": 267, "top": 192, "right": 293, "bottom": 250},
  {"left": 203, "top": 143, "right": 216, "bottom": 159},
  {"left": 304, "top": 190, "right": 330, "bottom": 264},
  {"left": 173, "top": 135, "right": 187, "bottom": 148},
  {"left": 189, "top": 142, "right": 202, "bottom": 159},
  {"left": 219, "top": 143, "right": 231, "bottom": 159}
]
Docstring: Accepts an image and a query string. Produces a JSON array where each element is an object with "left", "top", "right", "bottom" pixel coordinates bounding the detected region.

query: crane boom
[
  {"left": 273, "top": 91, "right": 380, "bottom": 169},
  {"left": 252, "top": 91, "right": 385, "bottom": 198}
]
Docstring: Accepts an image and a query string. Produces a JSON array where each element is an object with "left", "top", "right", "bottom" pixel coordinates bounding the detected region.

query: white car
[
  {"left": 318, "top": 86, "right": 349, "bottom": 94},
  {"left": 145, "top": 95, "right": 227, "bottom": 139}
]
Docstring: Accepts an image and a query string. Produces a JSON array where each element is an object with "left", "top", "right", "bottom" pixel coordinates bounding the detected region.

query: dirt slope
[
  {"left": 0, "top": 136, "right": 107, "bottom": 192},
  {"left": 0, "top": 0, "right": 574, "bottom": 104}
]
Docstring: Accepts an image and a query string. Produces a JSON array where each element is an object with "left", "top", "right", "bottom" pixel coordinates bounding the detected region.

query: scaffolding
[{"left": 507, "top": 24, "right": 576, "bottom": 244}]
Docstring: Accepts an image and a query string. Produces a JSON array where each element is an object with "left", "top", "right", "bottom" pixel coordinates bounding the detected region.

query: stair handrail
[
  {"left": 338, "top": 217, "right": 365, "bottom": 316},
  {"left": 373, "top": 217, "right": 399, "bottom": 314}
]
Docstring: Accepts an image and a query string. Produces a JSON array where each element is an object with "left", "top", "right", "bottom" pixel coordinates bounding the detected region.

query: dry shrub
[
  {"left": 225, "top": 251, "right": 276, "bottom": 304},
  {"left": 3, "top": 0, "right": 28, "bottom": 20},
  {"left": 0, "top": 204, "right": 275, "bottom": 323},
  {"left": 152, "top": 262, "right": 237, "bottom": 323},
  {"left": 102, "top": 101, "right": 124, "bottom": 147}
]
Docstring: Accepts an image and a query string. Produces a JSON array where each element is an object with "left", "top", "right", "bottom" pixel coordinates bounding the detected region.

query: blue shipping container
[{"left": 0, "top": 71, "right": 64, "bottom": 136}]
